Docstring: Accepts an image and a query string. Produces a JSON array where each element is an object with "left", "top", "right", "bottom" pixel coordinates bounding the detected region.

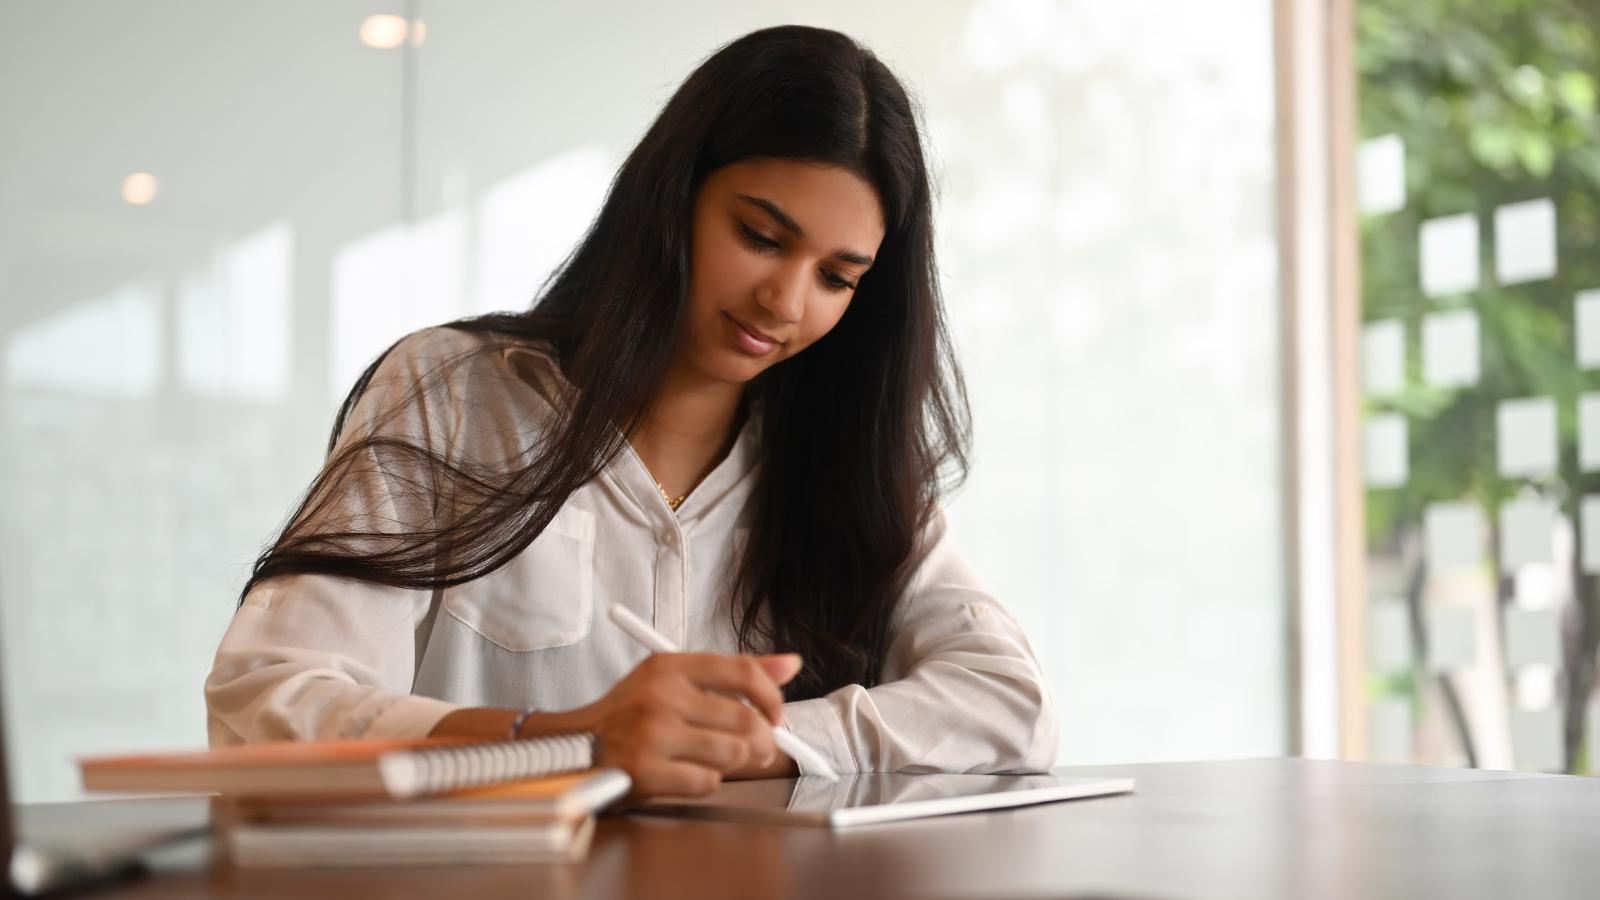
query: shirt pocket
[{"left": 442, "top": 505, "right": 595, "bottom": 651}]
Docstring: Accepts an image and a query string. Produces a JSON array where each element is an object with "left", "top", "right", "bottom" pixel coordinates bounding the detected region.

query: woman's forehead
[{"left": 708, "top": 159, "right": 885, "bottom": 249}]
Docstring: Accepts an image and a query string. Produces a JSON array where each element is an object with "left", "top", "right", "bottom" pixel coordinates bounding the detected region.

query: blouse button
[{"left": 662, "top": 532, "right": 676, "bottom": 546}]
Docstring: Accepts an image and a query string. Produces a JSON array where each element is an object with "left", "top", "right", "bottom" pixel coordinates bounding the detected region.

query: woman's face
[{"left": 678, "top": 158, "right": 885, "bottom": 386}]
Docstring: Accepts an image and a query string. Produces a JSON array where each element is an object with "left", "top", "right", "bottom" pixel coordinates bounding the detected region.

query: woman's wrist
[
  {"left": 514, "top": 708, "right": 589, "bottom": 739},
  {"left": 507, "top": 706, "right": 539, "bottom": 739},
  {"left": 428, "top": 707, "right": 588, "bottom": 740},
  {"left": 429, "top": 707, "right": 518, "bottom": 739}
]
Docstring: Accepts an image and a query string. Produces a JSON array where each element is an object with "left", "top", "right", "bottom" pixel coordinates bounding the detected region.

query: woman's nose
[{"left": 755, "top": 262, "right": 808, "bottom": 324}]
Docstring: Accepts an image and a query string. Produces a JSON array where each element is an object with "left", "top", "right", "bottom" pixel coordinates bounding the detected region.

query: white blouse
[{"left": 205, "top": 327, "right": 1059, "bottom": 775}]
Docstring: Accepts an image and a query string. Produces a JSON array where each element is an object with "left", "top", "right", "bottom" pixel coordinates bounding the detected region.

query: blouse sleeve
[
  {"left": 204, "top": 328, "right": 495, "bottom": 745},
  {"left": 780, "top": 511, "right": 1060, "bottom": 774},
  {"left": 205, "top": 577, "right": 457, "bottom": 744}
]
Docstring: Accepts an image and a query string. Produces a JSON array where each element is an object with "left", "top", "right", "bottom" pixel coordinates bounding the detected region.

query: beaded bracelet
[{"left": 507, "top": 706, "right": 538, "bottom": 740}]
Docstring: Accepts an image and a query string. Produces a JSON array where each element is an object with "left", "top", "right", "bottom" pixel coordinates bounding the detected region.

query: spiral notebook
[{"left": 80, "top": 734, "right": 597, "bottom": 799}]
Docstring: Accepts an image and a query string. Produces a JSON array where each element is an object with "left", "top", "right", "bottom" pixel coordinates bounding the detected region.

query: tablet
[{"left": 636, "top": 772, "right": 1134, "bottom": 828}]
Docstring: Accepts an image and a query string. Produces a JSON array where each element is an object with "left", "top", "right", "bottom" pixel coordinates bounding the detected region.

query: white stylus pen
[{"left": 606, "top": 603, "right": 840, "bottom": 782}]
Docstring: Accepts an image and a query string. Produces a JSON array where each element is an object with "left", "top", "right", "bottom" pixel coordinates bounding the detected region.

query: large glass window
[
  {"left": 1358, "top": 0, "right": 1600, "bottom": 772},
  {"left": 0, "top": 1, "right": 406, "bottom": 801},
  {"left": 1, "top": 0, "right": 1286, "bottom": 801}
]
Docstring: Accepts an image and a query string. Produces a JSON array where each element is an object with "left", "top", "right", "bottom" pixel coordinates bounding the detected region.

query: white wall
[{"left": 0, "top": 0, "right": 1281, "bottom": 801}]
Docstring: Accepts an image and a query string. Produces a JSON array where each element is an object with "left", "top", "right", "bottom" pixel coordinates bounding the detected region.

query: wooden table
[{"left": 47, "top": 758, "right": 1600, "bottom": 899}]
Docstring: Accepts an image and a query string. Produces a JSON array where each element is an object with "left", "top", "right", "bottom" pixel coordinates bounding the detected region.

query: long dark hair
[{"left": 246, "top": 25, "right": 969, "bottom": 700}]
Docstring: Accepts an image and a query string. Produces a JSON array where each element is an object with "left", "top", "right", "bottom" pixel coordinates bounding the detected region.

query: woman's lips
[{"left": 726, "top": 313, "right": 780, "bottom": 355}]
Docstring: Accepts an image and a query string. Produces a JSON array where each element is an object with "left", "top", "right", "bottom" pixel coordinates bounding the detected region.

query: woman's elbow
[
  {"left": 945, "top": 665, "right": 1058, "bottom": 774},
  {"left": 991, "top": 676, "right": 1059, "bottom": 774}
]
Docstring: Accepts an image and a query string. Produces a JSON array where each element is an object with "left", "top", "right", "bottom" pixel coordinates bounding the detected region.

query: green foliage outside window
[{"left": 1359, "top": 0, "right": 1600, "bottom": 772}]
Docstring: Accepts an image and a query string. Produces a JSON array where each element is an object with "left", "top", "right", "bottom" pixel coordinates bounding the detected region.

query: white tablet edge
[{"left": 825, "top": 777, "right": 1135, "bottom": 827}]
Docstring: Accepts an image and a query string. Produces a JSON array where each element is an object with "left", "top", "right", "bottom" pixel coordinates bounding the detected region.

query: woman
[{"left": 206, "top": 25, "right": 1058, "bottom": 797}]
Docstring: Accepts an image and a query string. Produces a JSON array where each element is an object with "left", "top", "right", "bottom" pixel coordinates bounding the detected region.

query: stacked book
[{"left": 81, "top": 734, "right": 630, "bottom": 867}]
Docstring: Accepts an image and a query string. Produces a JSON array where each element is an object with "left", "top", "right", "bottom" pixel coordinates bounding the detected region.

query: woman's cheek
[{"left": 808, "top": 295, "right": 852, "bottom": 343}]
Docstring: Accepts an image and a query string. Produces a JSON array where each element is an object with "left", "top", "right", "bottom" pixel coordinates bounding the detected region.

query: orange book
[{"left": 80, "top": 733, "right": 597, "bottom": 799}]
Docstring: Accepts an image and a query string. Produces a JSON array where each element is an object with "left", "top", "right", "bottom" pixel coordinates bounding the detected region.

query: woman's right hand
[{"left": 531, "top": 652, "right": 802, "bottom": 797}]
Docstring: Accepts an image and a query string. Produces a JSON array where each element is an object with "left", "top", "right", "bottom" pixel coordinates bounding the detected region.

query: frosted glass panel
[
  {"left": 1576, "top": 289, "right": 1600, "bottom": 370},
  {"left": 1367, "top": 601, "right": 1411, "bottom": 673},
  {"left": 1419, "top": 213, "right": 1480, "bottom": 297},
  {"left": 1362, "top": 319, "right": 1405, "bottom": 394},
  {"left": 1494, "top": 198, "right": 1557, "bottom": 286},
  {"left": 1591, "top": 705, "right": 1600, "bottom": 773},
  {"left": 1426, "top": 606, "right": 1478, "bottom": 671},
  {"left": 1425, "top": 501, "right": 1481, "bottom": 572},
  {"left": 1514, "top": 663, "right": 1557, "bottom": 712},
  {"left": 1367, "top": 698, "right": 1413, "bottom": 762},
  {"left": 1421, "top": 308, "right": 1478, "bottom": 388},
  {"left": 1498, "top": 496, "right": 1555, "bottom": 568},
  {"left": 1504, "top": 609, "right": 1561, "bottom": 669},
  {"left": 1357, "top": 134, "right": 1406, "bottom": 215},
  {"left": 1496, "top": 397, "right": 1558, "bottom": 478},
  {"left": 1364, "top": 413, "right": 1408, "bottom": 488},
  {"left": 1510, "top": 708, "right": 1563, "bottom": 772},
  {"left": 1580, "top": 392, "right": 1600, "bottom": 472},
  {"left": 1584, "top": 496, "right": 1600, "bottom": 575}
]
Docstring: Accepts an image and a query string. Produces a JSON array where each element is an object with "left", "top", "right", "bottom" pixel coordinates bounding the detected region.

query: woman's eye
[
  {"left": 739, "top": 223, "right": 780, "bottom": 252},
  {"left": 820, "top": 270, "right": 858, "bottom": 292}
]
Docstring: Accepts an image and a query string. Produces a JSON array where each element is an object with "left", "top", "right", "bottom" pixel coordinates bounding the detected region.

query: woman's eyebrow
[
  {"left": 736, "top": 194, "right": 803, "bottom": 235},
  {"left": 736, "top": 193, "right": 875, "bottom": 266}
]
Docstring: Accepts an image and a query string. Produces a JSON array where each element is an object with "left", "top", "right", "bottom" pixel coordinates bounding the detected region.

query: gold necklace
[{"left": 654, "top": 479, "right": 688, "bottom": 511}]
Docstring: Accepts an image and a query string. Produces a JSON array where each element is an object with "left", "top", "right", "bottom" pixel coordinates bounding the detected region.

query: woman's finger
[
  {"left": 758, "top": 654, "right": 802, "bottom": 685},
  {"left": 659, "top": 721, "right": 756, "bottom": 772},
  {"left": 628, "top": 758, "right": 724, "bottom": 798},
  {"left": 597, "top": 710, "right": 750, "bottom": 776},
  {"left": 671, "top": 654, "right": 788, "bottom": 725},
  {"left": 673, "top": 690, "right": 764, "bottom": 733},
  {"left": 674, "top": 693, "right": 777, "bottom": 763}
]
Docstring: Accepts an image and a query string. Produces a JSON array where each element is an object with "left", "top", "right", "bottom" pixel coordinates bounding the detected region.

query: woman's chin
[
  {"left": 703, "top": 350, "right": 777, "bottom": 385},
  {"left": 678, "top": 340, "right": 785, "bottom": 387}
]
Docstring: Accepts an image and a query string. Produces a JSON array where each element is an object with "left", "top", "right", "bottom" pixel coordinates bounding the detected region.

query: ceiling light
[
  {"left": 122, "top": 173, "right": 157, "bottom": 205},
  {"left": 360, "top": 14, "right": 408, "bottom": 49}
]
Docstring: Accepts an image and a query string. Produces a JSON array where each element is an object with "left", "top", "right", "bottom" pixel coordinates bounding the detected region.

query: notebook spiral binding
[{"left": 377, "top": 733, "right": 595, "bottom": 799}]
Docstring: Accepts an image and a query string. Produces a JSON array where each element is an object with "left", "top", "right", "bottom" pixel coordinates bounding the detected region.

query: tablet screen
[{"left": 637, "top": 772, "right": 1134, "bottom": 827}]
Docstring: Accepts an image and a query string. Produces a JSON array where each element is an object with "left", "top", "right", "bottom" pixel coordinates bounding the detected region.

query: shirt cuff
[
  {"left": 361, "top": 694, "right": 461, "bottom": 740},
  {"left": 783, "top": 697, "right": 857, "bottom": 775}
]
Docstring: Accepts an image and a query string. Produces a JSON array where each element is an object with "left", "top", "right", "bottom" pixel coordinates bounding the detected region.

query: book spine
[{"left": 377, "top": 733, "right": 595, "bottom": 798}]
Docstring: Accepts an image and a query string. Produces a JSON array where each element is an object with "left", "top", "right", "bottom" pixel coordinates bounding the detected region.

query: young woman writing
[{"left": 205, "top": 25, "right": 1058, "bottom": 798}]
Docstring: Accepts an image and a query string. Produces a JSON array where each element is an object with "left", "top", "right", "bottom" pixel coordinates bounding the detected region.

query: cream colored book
[
  {"left": 218, "top": 769, "right": 630, "bottom": 868},
  {"left": 226, "top": 815, "right": 598, "bottom": 868}
]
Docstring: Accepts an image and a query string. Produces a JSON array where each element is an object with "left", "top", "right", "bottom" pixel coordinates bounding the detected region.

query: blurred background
[{"left": 2, "top": 0, "right": 1590, "bottom": 803}]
